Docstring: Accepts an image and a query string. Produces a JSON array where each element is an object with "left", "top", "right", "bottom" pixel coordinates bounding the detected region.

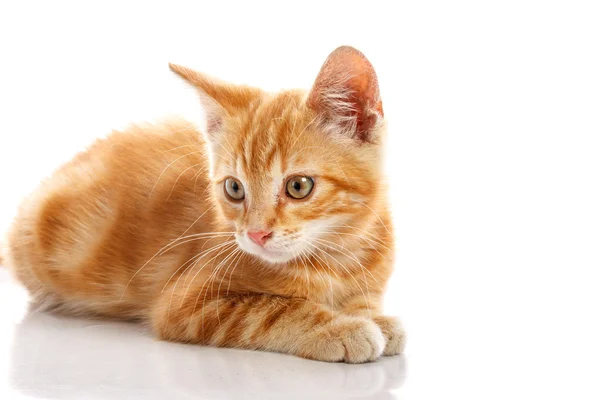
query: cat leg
[
  {"left": 150, "top": 291, "right": 386, "bottom": 363},
  {"left": 340, "top": 295, "right": 406, "bottom": 356}
]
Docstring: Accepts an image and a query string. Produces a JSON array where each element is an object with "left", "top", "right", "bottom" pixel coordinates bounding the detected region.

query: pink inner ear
[
  {"left": 308, "top": 46, "right": 383, "bottom": 142},
  {"left": 204, "top": 108, "right": 223, "bottom": 134}
]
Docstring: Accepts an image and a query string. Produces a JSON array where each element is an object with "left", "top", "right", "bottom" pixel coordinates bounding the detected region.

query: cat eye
[
  {"left": 285, "top": 176, "right": 315, "bottom": 200},
  {"left": 224, "top": 178, "right": 245, "bottom": 201}
]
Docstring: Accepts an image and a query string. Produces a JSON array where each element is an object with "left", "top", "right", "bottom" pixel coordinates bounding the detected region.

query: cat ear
[
  {"left": 307, "top": 46, "right": 384, "bottom": 143},
  {"left": 169, "top": 63, "right": 259, "bottom": 137}
]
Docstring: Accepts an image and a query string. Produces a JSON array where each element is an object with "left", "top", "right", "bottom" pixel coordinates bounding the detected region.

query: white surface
[
  {"left": 0, "top": 270, "right": 404, "bottom": 400},
  {"left": 1, "top": 1, "right": 600, "bottom": 399}
]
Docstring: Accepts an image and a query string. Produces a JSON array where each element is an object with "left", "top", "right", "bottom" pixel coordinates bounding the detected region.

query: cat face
[
  {"left": 209, "top": 95, "right": 380, "bottom": 263},
  {"left": 171, "top": 46, "right": 386, "bottom": 264}
]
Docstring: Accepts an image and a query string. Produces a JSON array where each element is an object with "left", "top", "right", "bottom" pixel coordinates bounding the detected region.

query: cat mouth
[
  {"left": 236, "top": 236, "right": 296, "bottom": 263},
  {"left": 250, "top": 245, "right": 295, "bottom": 263}
]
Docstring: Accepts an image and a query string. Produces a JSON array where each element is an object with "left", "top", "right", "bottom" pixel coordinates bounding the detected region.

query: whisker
[
  {"left": 181, "top": 236, "right": 232, "bottom": 288},
  {"left": 336, "top": 222, "right": 391, "bottom": 246},
  {"left": 313, "top": 237, "right": 383, "bottom": 292},
  {"left": 193, "top": 245, "right": 240, "bottom": 331},
  {"left": 179, "top": 241, "right": 237, "bottom": 307},
  {"left": 213, "top": 141, "right": 236, "bottom": 165},
  {"left": 149, "top": 150, "right": 204, "bottom": 197},
  {"left": 353, "top": 200, "right": 394, "bottom": 238},
  {"left": 121, "top": 231, "right": 233, "bottom": 300},
  {"left": 319, "top": 228, "right": 392, "bottom": 256},
  {"left": 289, "top": 248, "right": 302, "bottom": 284},
  {"left": 193, "top": 167, "right": 210, "bottom": 195},
  {"left": 165, "top": 163, "right": 204, "bottom": 202},
  {"left": 322, "top": 224, "right": 390, "bottom": 248},
  {"left": 161, "top": 239, "right": 236, "bottom": 294},
  {"left": 300, "top": 243, "right": 335, "bottom": 313},
  {"left": 212, "top": 248, "right": 243, "bottom": 325},
  {"left": 225, "top": 250, "right": 246, "bottom": 296},
  {"left": 298, "top": 251, "right": 311, "bottom": 297},
  {"left": 306, "top": 239, "right": 373, "bottom": 316},
  {"left": 160, "top": 143, "right": 198, "bottom": 153},
  {"left": 163, "top": 240, "right": 236, "bottom": 325},
  {"left": 287, "top": 145, "right": 331, "bottom": 164},
  {"left": 288, "top": 114, "right": 319, "bottom": 153},
  {"left": 158, "top": 233, "right": 234, "bottom": 256},
  {"left": 176, "top": 206, "right": 217, "bottom": 239}
]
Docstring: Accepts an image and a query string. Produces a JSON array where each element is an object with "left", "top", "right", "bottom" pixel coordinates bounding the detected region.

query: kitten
[{"left": 3, "top": 46, "right": 404, "bottom": 363}]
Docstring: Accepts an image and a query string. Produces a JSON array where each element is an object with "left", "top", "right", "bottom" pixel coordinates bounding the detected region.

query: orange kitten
[{"left": 3, "top": 46, "right": 404, "bottom": 363}]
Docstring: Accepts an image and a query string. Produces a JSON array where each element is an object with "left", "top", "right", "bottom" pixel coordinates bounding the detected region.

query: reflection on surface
[{"left": 9, "top": 312, "right": 405, "bottom": 400}]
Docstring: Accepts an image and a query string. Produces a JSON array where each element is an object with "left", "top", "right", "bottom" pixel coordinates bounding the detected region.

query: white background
[{"left": 1, "top": 1, "right": 599, "bottom": 399}]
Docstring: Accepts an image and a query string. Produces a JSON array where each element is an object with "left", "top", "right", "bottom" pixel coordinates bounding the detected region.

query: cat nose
[{"left": 247, "top": 230, "right": 272, "bottom": 247}]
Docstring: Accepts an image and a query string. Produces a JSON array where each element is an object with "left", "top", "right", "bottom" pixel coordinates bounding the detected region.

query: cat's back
[{"left": 5, "top": 119, "right": 211, "bottom": 316}]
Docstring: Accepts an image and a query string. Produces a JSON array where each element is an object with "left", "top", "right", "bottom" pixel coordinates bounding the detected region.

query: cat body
[{"left": 4, "top": 47, "right": 404, "bottom": 363}]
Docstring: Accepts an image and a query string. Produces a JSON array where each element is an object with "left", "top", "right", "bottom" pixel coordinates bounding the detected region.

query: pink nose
[{"left": 247, "top": 230, "right": 272, "bottom": 247}]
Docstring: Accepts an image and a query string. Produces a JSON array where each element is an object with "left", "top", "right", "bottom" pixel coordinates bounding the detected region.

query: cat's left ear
[
  {"left": 169, "top": 63, "right": 260, "bottom": 138},
  {"left": 307, "top": 46, "right": 384, "bottom": 144}
]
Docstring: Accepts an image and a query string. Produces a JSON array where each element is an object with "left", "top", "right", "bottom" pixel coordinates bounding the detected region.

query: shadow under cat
[{"left": 9, "top": 311, "right": 406, "bottom": 400}]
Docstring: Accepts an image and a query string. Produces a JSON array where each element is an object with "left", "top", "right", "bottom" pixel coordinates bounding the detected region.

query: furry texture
[{"left": 5, "top": 46, "right": 404, "bottom": 363}]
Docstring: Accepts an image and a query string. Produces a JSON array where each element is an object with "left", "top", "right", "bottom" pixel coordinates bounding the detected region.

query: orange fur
[{"left": 5, "top": 46, "right": 404, "bottom": 363}]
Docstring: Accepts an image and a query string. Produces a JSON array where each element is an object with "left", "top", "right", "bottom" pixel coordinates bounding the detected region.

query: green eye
[
  {"left": 224, "top": 178, "right": 245, "bottom": 201},
  {"left": 286, "top": 176, "right": 314, "bottom": 199}
]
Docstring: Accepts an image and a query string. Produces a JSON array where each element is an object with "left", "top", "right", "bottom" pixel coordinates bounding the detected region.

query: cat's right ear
[
  {"left": 169, "top": 63, "right": 259, "bottom": 138},
  {"left": 307, "top": 46, "right": 384, "bottom": 144}
]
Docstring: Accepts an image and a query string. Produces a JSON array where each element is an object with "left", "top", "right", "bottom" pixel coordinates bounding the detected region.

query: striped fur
[{"left": 5, "top": 46, "right": 404, "bottom": 363}]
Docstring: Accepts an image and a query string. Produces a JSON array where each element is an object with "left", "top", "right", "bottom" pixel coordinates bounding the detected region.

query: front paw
[
  {"left": 373, "top": 316, "right": 406, "bottom": 356},
  {"left": 302, "top": 316, "right": 385, "bottom": 363}
]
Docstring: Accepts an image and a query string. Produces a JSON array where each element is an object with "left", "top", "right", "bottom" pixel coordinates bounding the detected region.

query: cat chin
[
  {"left": 247, "top": 247, "right": 296, "bottom": 264},
  {"left": 236, "top": 240, "right": 296, "bottom": 264}
]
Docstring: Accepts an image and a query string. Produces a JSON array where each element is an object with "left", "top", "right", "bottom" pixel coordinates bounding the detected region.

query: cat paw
[
  {"left": 373, "top": 315, "right": 406, "bottom": 356},
  {"left": 303, "top": 316, "right": 385, "bottom": 363}
]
